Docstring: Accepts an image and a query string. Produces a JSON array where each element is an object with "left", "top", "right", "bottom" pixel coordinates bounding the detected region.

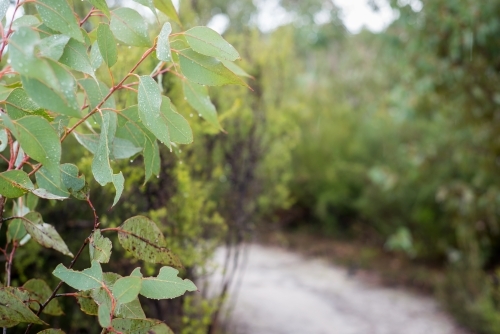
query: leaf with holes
[
  {"left": 111, "top": 318, "right": 174, "bottom": 334},
  {"left": 117, "top": 216, "right": 182, "bottom": 268}
]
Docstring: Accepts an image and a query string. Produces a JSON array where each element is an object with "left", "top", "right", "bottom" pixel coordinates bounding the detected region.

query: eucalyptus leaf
[
  {"left": 157, "top": 23, "right": 172, "bottom": 61},
  {"left": 111, "top": 318, "right": 174, "bottom": 334},
  {"left": 22, "top": 212, "right": 73, "bottom": 256},
  {"left": 97, "top": 23, "right": 117, "bottom": 68},
  {"left": 110, "top": 8, "right": 151, "bottom": 47},
  {"left": 53, "top": 260, "right": 103, "bottom": 291},
  {"left": 183, "top": 81, "right": 219, "bottom": 128},
  {"left": 140, "top": 266, "right": 196, "bottom": 299},
  {"left": 184, "top": 26, "right": 240, "bottom": 61},
  {"left": 89, "top": 229, "right": 112, "bottom": 263},
  {"left": 36, "top": 0, "right": 83, "bottom": 42}
]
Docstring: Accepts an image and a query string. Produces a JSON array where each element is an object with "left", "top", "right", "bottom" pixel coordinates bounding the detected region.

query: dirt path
[{"left": 213, "top": 244, "right": 468, "bottom": 334}]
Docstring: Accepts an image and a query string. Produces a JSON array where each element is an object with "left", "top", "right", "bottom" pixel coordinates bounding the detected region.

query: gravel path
[{"left": 213, "top": 244, "right": 469, "bottom": 334}]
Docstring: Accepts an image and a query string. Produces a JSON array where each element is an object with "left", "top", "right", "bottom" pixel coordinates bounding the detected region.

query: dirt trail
[{"left": 212, "top": 244, "right": 469, "bottom": 334}]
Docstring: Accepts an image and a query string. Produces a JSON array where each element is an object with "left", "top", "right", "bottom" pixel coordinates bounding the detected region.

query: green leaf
[
  {"left": 97, "top": 23, "right": 117, "bottom": 68},
  {"left": 161, "top": 97, "right": 193, "bottom": 144},
  {"left": 183, "top": 81, "right": 219, "bottom": 128},
  {"left": 117, "top": 216, "right": 182, "bottom": 268},
  {"left": 138, "top": 76, "right": 171, "bottom": 148},
  {"left": 92, "top": 287, "right": 113, "bottom": 328},
  {"left": 97, "top": 23, "right": 118, "bottom": 68},
  {"left": 35, "top": 166, "right": 70, "bottom": 198},
  {"left": 61, "top": 163, "right": 85, "bottom": 192},
  {"left": 5, "top": 88, "right": 50, "bottom": 121},
  {"left": 3, "top": 115, "right": 62, "bottom": 177},
  {"left": 179, "top": 49, "right": 246, "bottom": 86},
  {"left": 37, "top": 330, "right": 66, "bottom": 334},
  {"left": 36, "top": 0, "right": 83, "bottom": 42},
  {"left": 110, "top": 8, "right": 151, "bottom": 47},
  {"left": 53, "top": 260, "right": 103, "bottom": 291},
  {"left": 89, "top": 229, "right": 112, "bottom": 263},
  {"left": 140, "top": 267, "right": 196, "bottom": 299},
  {"left": 184, "top": 26, "right": 240, "bottom": 61},
  {"left": 115, "top": 106, "right": 160, "bottom": 182},
  {"left": 88, "top": 0, "right": 110, "bottom": 17},
  {"left": 0, "top": 0, "right": 9, "bottom": 21},
  {"left": 153, "top": 0, "right": 180, "bottom": 26},
  {"left": 90, "top": 41, "right": 103, "bottom": 70},
  {"left": 112, "top": 271, "right": 143, "bottom": 305},
  {"left": 0, "top": 288, "right": 47, "bottom": 327},
  {"left": 23, "top": 279, "right": 63, "bottom": 316},
  {"left": 12, "top": 15, "right": 41, "bottom": 29},
  {"left": 221, "top": 59, "right": 252, "bottom": 77},
  {"left": 21, "top": 71, "right": 81, "bottom": 119},
  {"left": 78, "top": 78, "right": 115, "bottom": 112},
  {"left": 0, "top": 170, "right": 34, "bottom": 198},
  {"left": 115, "top": 298, "right": 146, "bottom": 319},
  {"left": 59, "top": 38, "right": 96, "bottom": 78},
  {"left": 22, "top": 212, "right": 73, "bottom": 256},
  {"left": 111, "top": 318, "right": 174, "bottom": 334},
  {"left": 157, "top": 22, "right": 172, "bottom": 61},
  {"left": 91, "top": 112, "right": 124, "bottom": 206},
  {"left": 8, "top": 218, "right": 27, "bottom": 243},
  {"left": 39, "top": 34, "right": 70, "bottom": 61},
  {"left": 75, "top": 290, "right": 98, "bottom": 315},
  {"left": 74, "top": 133, "right": 142, "bottom": 160}
]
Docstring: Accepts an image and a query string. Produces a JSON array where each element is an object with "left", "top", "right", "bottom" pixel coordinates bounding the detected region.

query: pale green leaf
[
  {"left": 5, "top": 88, "right": 43, "bottom": 120},
  {"left": 60, "top": 163, "right": 85, "bottom": 192},
  {"left": 74, "top": 133, "right": 142, "bottom": 160},
  {"left": 75, "top": 290, "right": 98, "bottom": 315},
  {"left": 157, "top": 22, "right": 172, "bottom": 61},
  {"left": 115, "top": 298, "right": 146, "bottom": 319},
  {"left": 110, "top": 8, "right": 151, "bottom": 47},
  {"left": 117, "top": 216, "right": 182, "bottom": 268},
  {"left": 89, "top": 229, "right": 112, "bottom": 263},
  {"left": 3, "top": 115, "right": 62, "bottom": 177},
  {"left": 184, "top": 26, "right": 240, "bottom": 61},
  {"left": 97, "top": 23, "right": 117, "bottom": 68},
  {"left": 59, "top": 38, "right": 95, "bottom": 78},
  {"left": 35, "top": 166, "right": 70, "bottom": 198},
  {"left": 8, "top": 218, "right": 27, "bottom": 243},
  {"left": 23, "top": 279, "right": 63, "bottom": 316},
  {"left": 179, "top": 49, "right": 246, "bottom": 86},
  {"left": 111, "top": 318, "right": 174, "bottom": 334},
  {"left": 22, "top": 212, "right": 73, "bottom": 256},
  {"left": 140, "top": 266, "right": 196, "bottom": 299},
  {"left": 36, "top": 0, "right": 83, "bottom": 42},
  {"left": 134, "top": 0, "right": 158, "bottom": 19},
  {"left": 92, "top": 287, "right": 113, "bottom": 328},
  {"left": 90, "top": 41, "right": 103, "bottom": 70},
  {"left": 221, "top": 59, "right": 252, "bottom": 77},
  {"left": 0, "top": 0, "right": 8, "bottom": 21},
  {"left": 39, "top": 34, "right": 70, "bottom": 61},
  {"left": 153, "top": 0, "right": 180, "bottom": 26},
  {"left": 12, "top": 15, "right": 41, "bottom": 29},
  {"left": 0, "top": 129, "right": 6, "bottom": 152},
  {"left": 78, "top": 78, "right": 115, "bottom": 112},
  {"left": 112, "top": 274, "right": 143, "bottom": 305},
  {"left": 161, "top": 97, "right": 193, "bottom": 144},
  {"left": 138, "top": 76, "right": 171, "bottom": 148},
  {"left": 53, "top": 260, "right": 103, "bottom": 291},
  {"left": 183, "top": 81, "right": 219, "bottom": 128}
]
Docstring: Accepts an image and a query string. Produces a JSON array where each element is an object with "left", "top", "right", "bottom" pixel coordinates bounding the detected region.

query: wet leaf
[
  {"left": 157, "top": 23, "right": 172, "bottom": 61},
  {"left": 112, "top": 270, "right": 142, "bottom": 305},
  {"left": 59, "top": 38, "right": 95, "bottom": 78},
  {"left": 97, "top": 23, "right": 117, "bottom": 68},
  {"left": 23, "top": 279, "right": 63, "bottom": 316},
  {"left": 36, "top": 0, "right": 83, "bottom": 42},
  {"left": 89, "top": 0, "right": 110, "bottom": 17},
  {"left": 153, "top": 0, "right": 180, "bottom": 26},
  {"left": 0, "top": 170, "right": 34, "bottom": 198},
  {"left": 110, "top": 8, "right": 151, "bottom": 47},
  {"left": 183, "top": 81, "right": 219, "bottom": 128},
  {"left": 115, "top": 298, "right": 146, "bottom": 319},
  {"left": 160, "top": 97, "right": 193, "bottom": 144}
]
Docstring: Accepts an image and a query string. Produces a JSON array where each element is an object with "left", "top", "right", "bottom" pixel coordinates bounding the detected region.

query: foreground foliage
[{"left": 0, "top": 0, "right": 247, "bottom": 332}]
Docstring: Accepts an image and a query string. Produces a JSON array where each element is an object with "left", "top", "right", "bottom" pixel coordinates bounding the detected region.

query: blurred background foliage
[{"left": 12, "top": 0, "right": 500, "bottom": 333}]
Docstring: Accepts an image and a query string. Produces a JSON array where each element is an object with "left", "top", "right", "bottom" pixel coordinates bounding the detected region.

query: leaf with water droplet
[
  {"left": 179, "top": 49, "right": 246, "bottom": 86},
  {"left": 59, "top": 38, "right": 96, "bottom": 79},
  {"left": 183, "top": 81, "right": 219, "bottom": 128},
  {"left": 110, "top": 8, "right": 151, "bottom": 47},
  {"left": 97, "top": 23, "right": 117, "bottom": 68},
  {"left": 36, "top": 0, "right": 83, "bottom": 42},
  {"left": 160, "top": 97, "right": 192, "bottom": 144},
  {"left": 89, "top": 0, "right": 110, "bottom": 17},
  {"left": 153, "top": 0, "right": 180, "bottom": 26},
  {"left": 184, "top": 26, "right": 240, "bottom": 61},
  {"left": 157, "top": 22, "right": 172, "bottom": 61}
]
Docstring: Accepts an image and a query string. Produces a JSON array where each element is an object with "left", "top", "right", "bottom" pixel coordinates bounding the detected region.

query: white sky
[{"left": 169, "top": 0, "right": 398, "bottom": 34}]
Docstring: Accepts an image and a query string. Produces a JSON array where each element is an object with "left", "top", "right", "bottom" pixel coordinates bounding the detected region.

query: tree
[{"left": 0, "top": 0, "right": 246, "bottom": 332}]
